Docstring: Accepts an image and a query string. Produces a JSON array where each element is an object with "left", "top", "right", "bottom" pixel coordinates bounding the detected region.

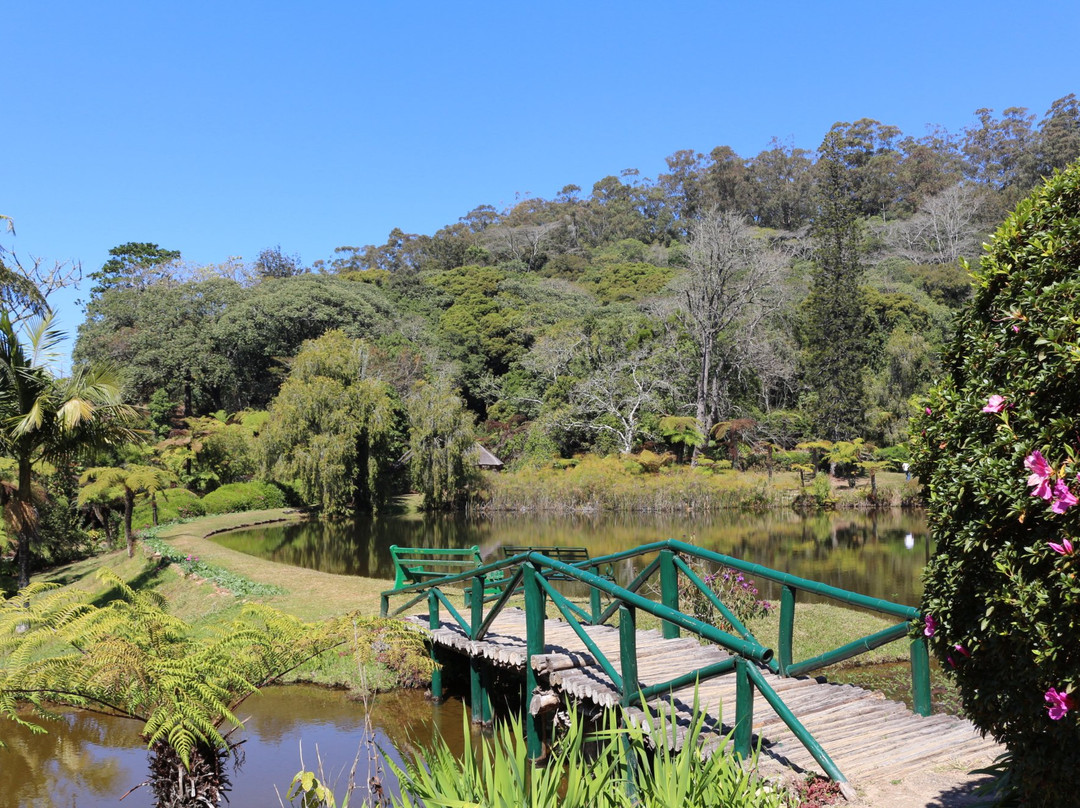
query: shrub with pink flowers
[{"left": 912, "top": 163, "right": 1080, "bottom": 806}]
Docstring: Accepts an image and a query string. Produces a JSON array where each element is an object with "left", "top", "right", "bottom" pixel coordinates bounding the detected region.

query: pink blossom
[
  {"left": 925, "top": 407, "right": 932, "bottom": 416},
  {"left": 982, "top": 395, "right": 1006, "bottom": 413},
  {"left": 1051, "top": 481, "right": 1079, "bottom": 514},
  {"left": 1012, "top": 324, "right": 1020, "bottom": 333},
  {"left": 923, "top": 614, "right": 937, "bottom": 637},
  {"left": 1025, "top": 450, "right": 1051, "bottom": 482},
  {"left": 947, "top": 643, "right": 970, "bottom": 668},
  {"left": 1049, "top": 538, "right": 1075, "bottom": 555},
  {"left": 1031, "top": 478, "right": 1054, "bottom": 501},
  {"left": 1045, "top": 687, "right": 1075, "bottom": 720}
]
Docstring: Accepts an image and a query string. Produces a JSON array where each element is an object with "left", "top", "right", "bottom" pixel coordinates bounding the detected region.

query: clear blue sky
[{"left": 4, "top": 1, "right": 1078, "bottom": 358}]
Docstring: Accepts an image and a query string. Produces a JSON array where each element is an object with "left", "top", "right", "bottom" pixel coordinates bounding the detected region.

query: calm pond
[
  {"left": 212, "top": 508, "right": 931, "bottom": 606},
  {"left": 6, "top": 509, "right": 929, "bottom": 805},
  {"left": 2, "top": 685, "right": 466, "bottom": 808}
]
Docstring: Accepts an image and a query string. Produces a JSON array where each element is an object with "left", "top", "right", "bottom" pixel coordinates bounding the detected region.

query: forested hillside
[{"left": 74, "top": 97, "right": 1080, "bottom": 479}]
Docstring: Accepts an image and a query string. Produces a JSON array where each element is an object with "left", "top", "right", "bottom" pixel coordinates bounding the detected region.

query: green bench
[
  {"left": 501, "top": 545, "right": 615, "bottom": 582},
  {"left": 389, "top": 544, "right": 506, "bottom": 593}
]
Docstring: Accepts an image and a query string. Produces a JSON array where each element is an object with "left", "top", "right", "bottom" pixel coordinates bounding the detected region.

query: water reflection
[
  {"left": 211, "top": 509, "right": 931, "bottom": 606},
  {"left": 0, "top": 686, "right": 464, "bottom": 808}
]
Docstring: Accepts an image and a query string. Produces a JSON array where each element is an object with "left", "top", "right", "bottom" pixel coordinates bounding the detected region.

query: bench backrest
[
  {"left": 389, "top": 544, "right": 483, "bottom": 588},
  {"left": 501, "top": 545, "right": 591, "bottom": 563}
]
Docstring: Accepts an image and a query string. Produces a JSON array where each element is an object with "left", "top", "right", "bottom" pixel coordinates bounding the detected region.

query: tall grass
[
  {"left": 284, "top": 702, "right": 789, "bottom": 808},
  {"left": 482, "top": 456, "right": 790, "bottom": 513}
]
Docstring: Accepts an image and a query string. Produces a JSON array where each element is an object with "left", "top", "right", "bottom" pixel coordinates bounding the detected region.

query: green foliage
[
  {"left": 147, "top": 388, "right": 177, "bottom": 439},
  {"left": 131, "top": 487, "right": 205, "bottom": 529},
  {"left": 578, "top": 261, "right": 675, "bottom": 303},
  {"left": 406, "top": 379, "right": 481, "bottom": 510},
  {"left": 374, "top": 702, "right": 785, "bottom": 808},
  {"left": 0, "top": 312, "right": 140, "bottom": 586},
  {"left": 1, "top": 570, "right": 346, "bottom": 804},
  {"left": 483, "top": 455, "right": 781, "bottom": 512},
  {"left": 912, "top": 163, "right": 1080, "bottom": 806},
  {"left": 801, "top": 128, "right": 875, "bottom": 441},
  {"left": 260, "top": 331, "right": 404, "bottom": 515},
  {"left": 200, "top": 480, "right": 287, "bottom": 515}
]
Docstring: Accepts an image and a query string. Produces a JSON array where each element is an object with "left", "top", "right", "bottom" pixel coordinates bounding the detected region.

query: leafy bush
[
  {"left": 912, "top": 164, "right": 1080, "bottom": 806},
  {"left": 132, "top": 487, "right": 206, "bottom": 530},
  {"left": 200, "top": 481, "right": 287, "bottom": 515}
]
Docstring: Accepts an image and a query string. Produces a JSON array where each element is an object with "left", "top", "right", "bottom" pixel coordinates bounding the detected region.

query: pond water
[
  {"left": 1, "top": 685, "right": 465, "bottom": 808},
  {"left": 211, "top": 508, "right": 932, "bottom": 606}
]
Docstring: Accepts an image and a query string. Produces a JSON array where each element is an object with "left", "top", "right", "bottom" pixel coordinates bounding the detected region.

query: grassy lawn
[{"left": 34, "top": 509, "right": 390, "bottom": 622}]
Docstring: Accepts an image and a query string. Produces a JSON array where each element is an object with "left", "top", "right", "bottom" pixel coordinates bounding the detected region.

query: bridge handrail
[{"left": 379, "top": 539, "right": 931, "bottom": 788}]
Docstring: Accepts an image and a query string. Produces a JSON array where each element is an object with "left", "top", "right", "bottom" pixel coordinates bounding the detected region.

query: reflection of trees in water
[
  {"left": 2, "top": 687, "right": 465, "bottom": 808},
  {"left": 212, "top": 510, "right": 931, "bottom": 605},
  {"left": 2, "top": 709, "right": 147, "bottom": 807}
]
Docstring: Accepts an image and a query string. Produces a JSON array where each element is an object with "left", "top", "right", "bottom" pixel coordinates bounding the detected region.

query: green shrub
[
  {"left": 200, "top": 481, "right": 287, "bottom": 515},
  {"left": 132, "top": 488, "right": 206, "bottom": 530},
  {"left": 912, "top": 163, "right": 1080, "bottom": 806}
]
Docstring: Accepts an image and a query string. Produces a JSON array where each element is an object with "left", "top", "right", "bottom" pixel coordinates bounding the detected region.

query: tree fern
[{"left": 1, "top": 568, "right": 350, "bottom": 805}]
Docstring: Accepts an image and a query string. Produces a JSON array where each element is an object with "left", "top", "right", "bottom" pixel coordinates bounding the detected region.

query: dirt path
[{"left": 841, "top": 756, "right": 1000, "bottom": 807}]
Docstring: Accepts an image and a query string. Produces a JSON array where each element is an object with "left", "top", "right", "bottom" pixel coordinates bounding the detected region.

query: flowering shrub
[
  {"left": 912, "top": 163, "right": 1080, "bottom": 805},
  {"left": 682, "top": 560, "right": 772, "bottom": 633}
]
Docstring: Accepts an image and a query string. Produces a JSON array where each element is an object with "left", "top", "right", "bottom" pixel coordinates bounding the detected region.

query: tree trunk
[
  {"left": 152, "top": 494, "right": 159, "bottom": 526},
  {"left": 15, "top": 458, "right": 37, "bottom": 590},
  {"left": 124, "top": 489, "right": 136, "bottom": 558},
  {"left": 149, "top": 740, "right": 231, "bottom": 808},
  {"left": 692, "top": 341, "right": 712, "bottom": 465}
]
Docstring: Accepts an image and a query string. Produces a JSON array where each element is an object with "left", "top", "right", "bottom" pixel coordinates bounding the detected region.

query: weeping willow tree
[
  {"left": 260, "top": 331, "right": 404, "bottom": 514},
  {"left": 0, "top": 570, "right": 411, "bottom": 807},
  {"left": 407, "top": 379, "right": 480, "bottom": 510}
]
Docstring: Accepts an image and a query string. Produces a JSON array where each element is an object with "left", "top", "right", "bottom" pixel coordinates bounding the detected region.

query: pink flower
[
  {"left": 1032, "top": 478, "right": 1054, "bottom": 501},
  {"left": 1025, "top": 450, "right": 1051, "bottom": 483},
  {"left": 947, "top": 644, "right": 970, "bottom": 667},
  {"left": 925, "top": 407, "right": 932, "bottom": 416},
  {"left": 923, "top": 614, "right": 937, "bottom": 637},
  {"left": 1049, "top": 538, "right": 1075, "bottom": 555},
  {"left": 1051, "top": 481, "right": 1079, "bottom": 514},
  {"left": 982, "top": 395, "right": 1006, "bottom": 413},
  {"left": 1045, "top": 687, "right": 1075, "bottom": 720},
  {"left": 1012, "top": 324, "right": 1020, "bottom": 333}
]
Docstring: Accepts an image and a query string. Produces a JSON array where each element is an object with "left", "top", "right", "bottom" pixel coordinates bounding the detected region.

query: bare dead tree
[
  {"left": 677, "top": 209, "right": 785, "bottom": 461},
  {"left": 889, "top": 183, "right": 986, "bottom": 265}
]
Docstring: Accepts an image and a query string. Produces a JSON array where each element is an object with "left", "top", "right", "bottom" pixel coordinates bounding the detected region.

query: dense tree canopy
[{"left": 65, "top": 95, "right": 1080, "bottom": 475}]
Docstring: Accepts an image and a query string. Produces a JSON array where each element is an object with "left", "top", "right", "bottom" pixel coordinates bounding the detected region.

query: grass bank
[{"left": 481, "top": 458, "right": 920, "bottom": 512}]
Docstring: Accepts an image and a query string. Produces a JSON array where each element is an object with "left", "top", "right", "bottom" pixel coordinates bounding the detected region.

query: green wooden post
[
  {"left": 659, "top": 550, "right": 679, "bottom": 639},
  {"left": 428, "top": 589, "right": 442, "bottom": 701},
  {"left": 733, "top": 657, "right": 754, "bottom": 759},
  {"left": 619, "top": 602, "right": 638, "bottom": 796},
  {"left": 524, "top": 564, "right": 547, "bottom": 760},
  {"left": 469, "top": 576, "right": 492, "bottom": 723},
  {"left": 590, "top": 586, "right": 602, "bottom": 624},
  {"left": 910, "top": 633, "right": 932, "bottom": 716},
  {"left": 779, "top": 584, "right": 796, "bottom": 675}
]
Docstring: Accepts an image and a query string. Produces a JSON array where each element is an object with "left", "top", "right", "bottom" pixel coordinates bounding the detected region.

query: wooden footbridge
[{"left": 381, "top": 540, "right": 1001, "bottom": 798}]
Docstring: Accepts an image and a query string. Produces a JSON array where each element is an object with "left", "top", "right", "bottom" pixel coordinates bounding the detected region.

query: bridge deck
[{"left": 414, "top": 607, "right": 1002, "bottom": 790}]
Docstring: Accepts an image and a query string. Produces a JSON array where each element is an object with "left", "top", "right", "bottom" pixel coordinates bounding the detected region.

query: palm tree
[
  {"left": 79, "top": 465, "right": 176, "bottom": 557},
  {"left": 0, "top": 312, "right": 139, "bottom": 587}
]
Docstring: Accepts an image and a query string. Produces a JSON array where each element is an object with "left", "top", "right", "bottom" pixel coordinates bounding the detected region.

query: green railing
[{"left": 380, "top": 540, "right": 932, "bottom": 788}]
